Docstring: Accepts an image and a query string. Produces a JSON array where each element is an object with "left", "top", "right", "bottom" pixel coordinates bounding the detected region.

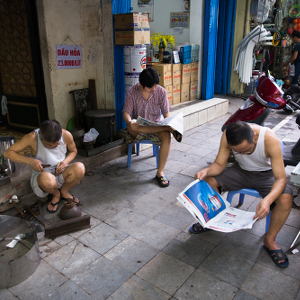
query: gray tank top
[
  {"left": 30, "top": 129, "right": 67, "bottom": 174},
  {"left": 233, "top": 126, "right": 272, "bottom": 171}
]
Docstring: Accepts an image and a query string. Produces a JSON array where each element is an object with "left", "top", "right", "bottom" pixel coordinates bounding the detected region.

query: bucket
[
  {"left": 124, "top": 74, "right": 140, "bottom": 92},
  {"left": 0, "top": 136, "right": 19, "bottom": 177},
  {"left": 124, "top": 45, "right": 146, "bottom": 75},
  {"left": 84, "top": 109, "right": 115, "bottom": 146}
]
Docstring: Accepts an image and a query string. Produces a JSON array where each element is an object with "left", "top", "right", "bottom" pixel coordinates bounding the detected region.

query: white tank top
[
  {"left": 233, "top": 126, "right": 272, "bottom": 171},
  {"left": 30, "top": 129, "right": 67, "bottom": 174}
]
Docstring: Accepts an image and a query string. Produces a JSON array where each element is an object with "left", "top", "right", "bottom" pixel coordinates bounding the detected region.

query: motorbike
[{"left": 222, "top": 50, "right": 300, "bottom": 166}]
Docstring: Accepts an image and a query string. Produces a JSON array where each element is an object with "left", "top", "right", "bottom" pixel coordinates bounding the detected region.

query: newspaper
[
  {"left": 177, "top": 180, "right": 257, "bottom": 233},
  {"left": 136, "top": 112, "right": 183, "bottom": 135}
]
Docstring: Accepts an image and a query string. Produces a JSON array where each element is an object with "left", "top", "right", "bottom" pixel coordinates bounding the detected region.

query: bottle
[{"left": 149, "top": 44, "right": 154, "bottom": 60}]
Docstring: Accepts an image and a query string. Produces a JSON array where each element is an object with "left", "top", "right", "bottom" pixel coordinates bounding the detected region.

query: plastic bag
[
  {"left": 252, "top": 0, "right": 276, "bottom": 23},
  {"left": 83, "top": 128, "right": 99, "bottom": 142}
]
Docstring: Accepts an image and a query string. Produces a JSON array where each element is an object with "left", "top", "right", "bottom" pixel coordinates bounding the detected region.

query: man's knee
[
  {"left": 37, "top": 172, "right": 56, "bottom": 190},
  {"left": 158, "top": 131, "right": 171, "bottom": 143},
  {"left": 72, "top": 162, "right": 85, "bottom": 178},
  {"left": 205, "top": 176, "right": 220, "bottom": 190},
  {"left": 275, "top": 193, "right": 293, "bottom": 210}
]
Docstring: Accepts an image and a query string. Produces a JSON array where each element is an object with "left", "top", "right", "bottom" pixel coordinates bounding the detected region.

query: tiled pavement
[{"left": 1, "top": 97, "right": 300, "bottom": 300}]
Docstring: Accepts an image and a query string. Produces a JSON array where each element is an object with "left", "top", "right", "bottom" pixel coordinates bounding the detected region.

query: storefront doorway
[{"left": 0, "top": 0, "right": 48, "bottom": 133}]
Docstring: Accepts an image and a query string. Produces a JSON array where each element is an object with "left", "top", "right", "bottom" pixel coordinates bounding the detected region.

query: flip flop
[
  {"left": 172, "top": 130, "right": 182, "bottom": 142},
  {"left": 155, "top": 175, "right": 170, "bottom": 188},
  {"left": 263, "top": 245, "right": 289, "bottom": 268},
  {"left": 46, "top": 201, "right": 59, "bottom": 213},
  {"left": 61, "top": 195, "right": 81, "bottom": 206},
  {"left": 189, "top": 223, "right": 211, "bottom": 234}
]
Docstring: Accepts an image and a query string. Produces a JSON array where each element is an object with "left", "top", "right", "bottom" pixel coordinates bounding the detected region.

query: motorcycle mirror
[{"left": 263, "top": 50, "right": 270, "bottom": 77}]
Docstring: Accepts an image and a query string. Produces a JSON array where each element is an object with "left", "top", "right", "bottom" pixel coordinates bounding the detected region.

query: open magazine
[
  {"left": 137, "top": 112, "right": 183, "bottom": 135},
  {"left": 177, "top": 180, "right": 257, "bottom": 233}
]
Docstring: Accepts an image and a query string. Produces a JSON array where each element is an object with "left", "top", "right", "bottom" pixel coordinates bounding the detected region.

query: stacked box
[
  {"left": 114, "top": 13, "right": 150, "bottom": 45},
  {"left": 152, "top": 64, "right": 172, "bottom": 86},
  {"left": 172, "top": 63, "right": 181, "bottom": 84},
  {"left": 181, "top": 63, "right": 191, "bottom": 84},
  {"left": 190, "top": 81, "right": 198, "bottom": 100},
  {"left": 173, "top": 83, "right": 181, "bottom": 104},
  {"left": 181, "top": 83, "right": 189, "bottom": 102},
  {"left": 191, "top": 62, "right": 199, "bottom": 81},
  {"left": 164, "top": 85, "right": 173, "bottom": 106}
]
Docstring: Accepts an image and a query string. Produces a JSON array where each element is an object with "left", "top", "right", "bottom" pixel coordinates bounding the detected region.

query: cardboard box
[
  {"left": 181, "top": 83, "right": 190, "bottom": 102},
  {"left": 172, "top": 63, "right": 181, "bottom": 84},
  {"left": 181, "top": 63, "right": 191, "bottom": 84},
  {"left": 173, "top": 83, "right": 181, "bottom": 104},
  {"left": 190, "top": 81, "right": 198, "bottom": 100},
  {"left": 191, "top": 62, "right": 199, "bottom": 81},
  {"left": 163, "top": 85, "right": 173, "bottom": 105},
  {"left": 114, "top": 13, "right": 150, "bottom": 45},
  {"left": 152, "top": 64, "right": 172, "bottom": 86}
]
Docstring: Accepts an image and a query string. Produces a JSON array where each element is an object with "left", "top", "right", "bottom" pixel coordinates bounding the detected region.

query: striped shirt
[{"left": 123, "top": 84, "right": 170, "bottom": 122}]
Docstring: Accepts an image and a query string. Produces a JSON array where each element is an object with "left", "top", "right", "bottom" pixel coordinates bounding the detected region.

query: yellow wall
[
  {"left": 36, "top": 0, "right": 115, "bottom": 128},
  {"left": 230, "top": 0, "right": 249, "bottom": 95}
]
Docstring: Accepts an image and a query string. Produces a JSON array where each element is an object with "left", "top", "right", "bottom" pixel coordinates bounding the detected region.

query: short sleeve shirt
[
  {"left": 294, "top": 42, "right": 300, "bottom": 65},
  {"left": 123, "top": 84, "right": 170, "bottom": 122}
]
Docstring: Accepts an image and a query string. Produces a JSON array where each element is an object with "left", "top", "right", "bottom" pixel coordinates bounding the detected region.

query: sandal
[
  {"left": 189, "top": 223, "right": 211, "bottom": 234},
  {"left": 155, "top": 175, "right": 170, "bottom": 188},
  {"left": 172, "top": 130, "right": 182, "bottom": 142},
  {"left": 46, "top": 201, "right": 59, "bottom": 213},
  {"left": 263, "top": 245, "right": 289, "bottom": 268},
  {"left": 61, "top": 195, "right": 81, "bottom": 206}
]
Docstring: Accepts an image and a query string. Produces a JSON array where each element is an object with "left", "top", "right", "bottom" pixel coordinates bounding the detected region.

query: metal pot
[
  {"left": 0, "top": 215, "right": 41, "bottom": 289},
  {"left": 58, "top": 199, "right": 82, "bottom": 220}
]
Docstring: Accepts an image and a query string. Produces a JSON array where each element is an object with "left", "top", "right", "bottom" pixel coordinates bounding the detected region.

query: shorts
[
  {"left": 125, "top": 131, "right": 162, "bottom": 146},
  {"left": 30, "top": 170, "right": 65, "bottom": 198},
  {"left": 214, "top": 163, "right": 293, "bottom": 198}
]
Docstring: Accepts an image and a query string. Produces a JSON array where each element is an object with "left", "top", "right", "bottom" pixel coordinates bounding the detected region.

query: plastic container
[
  {"left": 191, "top": 44, "right": 200, "bottom": 62},
  {"left": 179, "top": 45, "right": 191, "bottom": 64}
]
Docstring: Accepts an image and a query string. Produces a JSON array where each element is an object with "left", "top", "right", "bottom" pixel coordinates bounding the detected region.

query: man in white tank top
[
  {"left": 4, "top": 120, "right": 85, "bottom": 213},
  {"left": 191, "top": 121, "right": 293, "bottom": 268}
]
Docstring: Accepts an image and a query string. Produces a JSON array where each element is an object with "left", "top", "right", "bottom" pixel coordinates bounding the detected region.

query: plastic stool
[
  {"left": 127, "top": 140, "right": 159, "bottom": 168},
  {"left": 226, "top": 188, "right": 271, "bottom": 233}
]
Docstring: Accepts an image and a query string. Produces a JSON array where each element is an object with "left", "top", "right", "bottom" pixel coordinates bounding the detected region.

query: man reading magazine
[{"left": 192, "top": 121, "right": 293, "bottom": 268}]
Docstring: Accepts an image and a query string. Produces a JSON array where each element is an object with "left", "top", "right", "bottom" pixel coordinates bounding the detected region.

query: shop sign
[{"left": 56, "top": 45, "right": 82, "bottom": 69}]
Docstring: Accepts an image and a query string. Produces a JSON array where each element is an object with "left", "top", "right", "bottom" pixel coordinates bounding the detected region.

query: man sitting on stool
[{"left": 191, "top": 121, "right": 293, "bottom": 268}]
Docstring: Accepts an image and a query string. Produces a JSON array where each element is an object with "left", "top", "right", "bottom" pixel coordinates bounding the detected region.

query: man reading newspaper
[
  {"left": 123, "top": 68, "right": 182, "bottom": 188},
  {"left": 192, "top": 121, "right": 293, "bottom": 268}
]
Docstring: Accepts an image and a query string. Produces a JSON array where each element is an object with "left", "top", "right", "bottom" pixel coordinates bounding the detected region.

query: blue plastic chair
[
  {"left": 226, "top": 189, "right": 271, "bottom": 233},
  {"left": 127, "top": 140, "right": 159, "bottom": 168}
]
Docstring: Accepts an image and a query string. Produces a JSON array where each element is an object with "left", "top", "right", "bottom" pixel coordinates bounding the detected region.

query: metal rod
[{"left": 290, "top": 230, "right": 300, "bottom": 249}]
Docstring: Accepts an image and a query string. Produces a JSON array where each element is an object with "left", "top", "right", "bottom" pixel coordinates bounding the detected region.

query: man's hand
[
  {"left": 254, "top": 198, "right": 270, "bottom": 220},
  {"left": 283, "top": 61, "right": 289, "bottom": 67},
  {"left": 29, "top": 159, "right": 45, "bottom": 172},
  {"left": 127, "top": 121, "right": 140, "bottom": 132},
  {"left": 55, "top": 161, "right": 67, "bottom": 175},
  {"left": 194, "top": 169, "right": 208, "bottom": 181}
]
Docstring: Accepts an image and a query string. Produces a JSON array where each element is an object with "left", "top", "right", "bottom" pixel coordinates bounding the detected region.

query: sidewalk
[{"left": 1, "top": 96, "right": 300, "bottom": 300}]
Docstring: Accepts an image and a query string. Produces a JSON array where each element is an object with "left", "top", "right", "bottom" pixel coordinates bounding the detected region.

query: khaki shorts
[{"left": 30, "top": 171, "right": 65, "bottom": 198}]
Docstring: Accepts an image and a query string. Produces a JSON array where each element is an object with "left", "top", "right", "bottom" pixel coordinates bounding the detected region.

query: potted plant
[{"left": 150, "top": 32, "right": 176, "bottom": 62}]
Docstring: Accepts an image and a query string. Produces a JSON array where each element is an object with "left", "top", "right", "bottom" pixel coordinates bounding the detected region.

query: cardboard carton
[
  {"left": 114, "top": 13, "right": 150, "bottom": 45},
  {"left": 181, "top": 63, "right": 191, "bottom": 84},
  {"left": 163, "top": 85, "right": 173, "bottom": 106},
  {"left": 181, "top": 83, "right": 190, "bottom": 102},
  {"left": 190, "top": 81, "right": 198, "bottom": 100},
  {"left": 152, "top": 64, "right": 172, "bottom": 86},
  {"left": 172, "top": 63, "right": 181, "bottom": 84},
  {"left": 173, "top": 83, "right": 181, "bottom": 104},
  {"left": 191, "top": 62, "right": 199, "bottom": 81}
]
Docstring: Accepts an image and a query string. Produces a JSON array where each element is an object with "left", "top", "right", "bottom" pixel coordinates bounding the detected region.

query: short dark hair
[
  {"left": 225, "top": 121, "right": 254, "bottom": 146},
  {"left": 292, "top": 30, "right": 300, "bottom": 39},
  {"left": 139, "top": 67, "right": 160, "bottom": 88},
  {"left": 39, "top": 120, "right": 62, "bottom": 143}
]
